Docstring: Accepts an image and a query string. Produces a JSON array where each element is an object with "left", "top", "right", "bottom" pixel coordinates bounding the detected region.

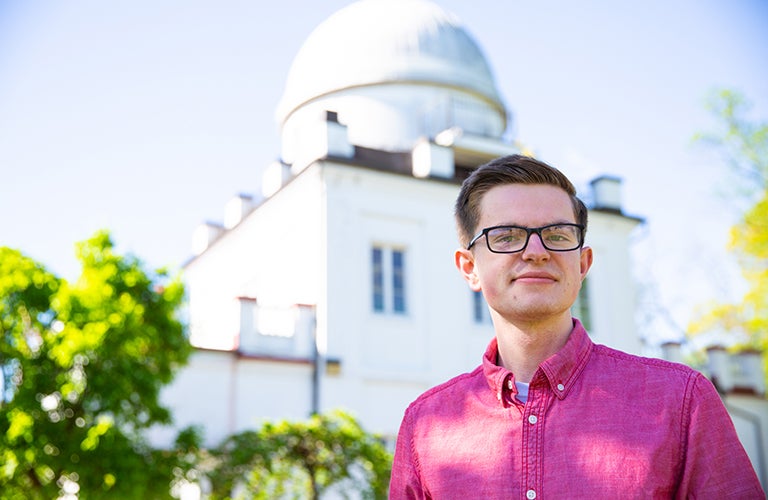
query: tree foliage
[
  {"left": 688, "top": 89, "right": 768, "bottom": 377},
  {"left": 0, "top": 231, "right": 194, "bottom": 498},
  {"left": 205, "top": 409, "right": 392, "bottom": 500},
  {"left": 1, "top": 232, "right": 393, "bottom": 498},
  {"left": 692, "top": 89, "right": 768, "bottom": 196}
]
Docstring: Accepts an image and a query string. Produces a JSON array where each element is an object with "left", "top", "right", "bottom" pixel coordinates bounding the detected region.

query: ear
[
  {"left": 579, "top": 246, "right": 594, "bottom": 280},
  {"left": 455, "top": 248, "right": 482, "bottom": 291}
]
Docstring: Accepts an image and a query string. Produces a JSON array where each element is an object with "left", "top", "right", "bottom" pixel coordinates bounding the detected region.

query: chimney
[
  {"left": 707, "top": 346, "right": 733, "bottom": 393},
  {"left": 192, "top": 222, "right": 224, "bottom": 255},
  {"left": 660, "top": 341, "right": 683, "bottom": 364},
  {"left": 412, "top": 138, "right": 455, "bottom": 179},
  {"left": 590, "top": 175, "right": 623, "bottom": 212},
  {"left": 291, "top": 110, "right": 354, "bottom": 175},
  {"left": 736, "top": 350, "right": 766, "bottom": 396},
  {"left": 224, "top": 194, "right": 254, "bottom": 229},
  {"left": 261, "top": 161, "right": 292, "bottom": 198},
  {"left": 323, "top": 111, "right": 354, "bottom": 159}
]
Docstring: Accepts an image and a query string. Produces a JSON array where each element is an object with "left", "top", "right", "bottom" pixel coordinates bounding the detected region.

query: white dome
[{"left": 276, "top": 0, "right": 506, "bottom": 126}]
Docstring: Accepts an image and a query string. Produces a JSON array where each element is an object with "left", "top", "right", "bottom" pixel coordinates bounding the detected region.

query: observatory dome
[{"left": 276, "top": 0, "right": 508, "bottom": 160}]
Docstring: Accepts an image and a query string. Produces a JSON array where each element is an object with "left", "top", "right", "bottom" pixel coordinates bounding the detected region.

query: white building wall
[
  {"left": 185, "top": 168, "right": 325, "bottom": 351},
  {"left": 582, "top": 211, "right": 643, "bottom": 355},
  {"left": 148, "top": 350, "right": 313, "bottom": 448},
  {"left": 319, "top": 161, "right": 484, "bottom": 437},
  {"left": 724, "top": 394, "right": 768, "bottom": 489}
]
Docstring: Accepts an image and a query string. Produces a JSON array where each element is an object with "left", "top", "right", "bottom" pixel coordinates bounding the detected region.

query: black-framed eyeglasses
[{"left": 467, "top": 223, "right": 585, "bottom": 253}]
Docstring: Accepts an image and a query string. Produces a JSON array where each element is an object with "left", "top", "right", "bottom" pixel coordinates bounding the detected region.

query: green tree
[
  {"left": 0, "top": 231, "right": 194, "bottom": 499},
  {"left": 688, "top": 89, "right": 768, "bottom": 382},
  {"left": 207, "top": 409, "right": 392, "bottom": 500}
]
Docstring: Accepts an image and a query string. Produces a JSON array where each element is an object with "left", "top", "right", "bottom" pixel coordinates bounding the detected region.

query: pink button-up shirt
[{"left": 390, "top": 321, "right": 764, "bottom": 499}]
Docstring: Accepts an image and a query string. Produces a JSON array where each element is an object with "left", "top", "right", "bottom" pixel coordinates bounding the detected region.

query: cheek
[
  {"left": 483, "top": 269, "right": 522, "bottom": 308},
  {"left": 475, "top": 265, "right": 504, "bottom": 296}
]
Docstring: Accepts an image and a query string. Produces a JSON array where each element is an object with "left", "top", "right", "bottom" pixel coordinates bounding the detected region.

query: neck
[{"left": 492, "top": 314, "right": 574, "bottom": 383}]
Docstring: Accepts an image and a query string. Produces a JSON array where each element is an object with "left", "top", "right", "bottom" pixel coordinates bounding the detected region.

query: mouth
[{"left": 513, "top": 272, "right": 557, "bottom": 284}]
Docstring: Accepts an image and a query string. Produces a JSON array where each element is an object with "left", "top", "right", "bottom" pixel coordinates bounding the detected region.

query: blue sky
[{"left": 1, "top": 0, "right": 766, "bottom": 344}]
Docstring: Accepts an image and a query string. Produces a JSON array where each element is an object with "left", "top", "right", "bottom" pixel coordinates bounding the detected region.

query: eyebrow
[{"left": 488, "top": 219, "right": 577, "bottom": 228}]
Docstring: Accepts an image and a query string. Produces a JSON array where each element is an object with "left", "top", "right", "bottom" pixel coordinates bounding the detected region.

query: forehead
[{"left": 478, "top": 184, "right": 575, "bottom": 226}]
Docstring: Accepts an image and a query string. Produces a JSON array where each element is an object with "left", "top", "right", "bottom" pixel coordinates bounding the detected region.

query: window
[
  {"left": 472, "top": 290, "right": 491, "bottom": 324},
  {"left": 371, "top": 245, "right": 407, "bottom": 315},
  {"left": 372, "top": 248, "right": 385, "bottom": 312},
  {"left": 392, "top": 250, "right": 406, "bottom": 313},
  {"left": 572, "top": 277, "right": 592, "bottom": 331}
]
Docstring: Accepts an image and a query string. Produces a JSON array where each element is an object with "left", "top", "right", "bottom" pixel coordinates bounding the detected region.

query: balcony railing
[{"left": 237, "top": 299, "right": 316, "bottom": 360}]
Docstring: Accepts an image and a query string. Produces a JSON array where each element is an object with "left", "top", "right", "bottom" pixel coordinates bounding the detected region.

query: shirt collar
[{"left": 482, "top": 319, "right": 594, "bottom": 407}]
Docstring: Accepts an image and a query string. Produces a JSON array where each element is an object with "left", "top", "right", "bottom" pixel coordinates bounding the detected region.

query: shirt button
[
  {"left": 526, "top": 489, "right": 537, "bottom": 499},
  {"left": 557, "top": 383, "right": 565, "bottom": 391},
  {"left": 528, "top": 415, "right": 538, "bottom": 425}
]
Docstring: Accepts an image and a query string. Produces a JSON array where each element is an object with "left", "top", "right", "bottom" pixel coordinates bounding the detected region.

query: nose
[{"left": 521, "top": 232, "right": 550, "bottom": 261}]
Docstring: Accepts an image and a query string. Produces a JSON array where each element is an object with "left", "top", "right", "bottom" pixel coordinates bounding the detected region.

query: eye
[
  {"left": 489, "top": 227, "right": 524, "bottom": 245},
  {"left": 542, "top": 225, "right": 578, "bottom": 243},
  {"left": 545, "top": 233, "right": 569, "bottom": 242}
]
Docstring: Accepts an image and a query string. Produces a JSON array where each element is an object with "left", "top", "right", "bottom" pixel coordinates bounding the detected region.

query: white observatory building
[{"left": 151, "top": 0, "right": 644, "bottom": 448}]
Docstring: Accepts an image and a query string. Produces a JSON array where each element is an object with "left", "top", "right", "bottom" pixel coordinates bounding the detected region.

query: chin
[{"left": 502, "top": 301, "right": 572, "bottom": 321}]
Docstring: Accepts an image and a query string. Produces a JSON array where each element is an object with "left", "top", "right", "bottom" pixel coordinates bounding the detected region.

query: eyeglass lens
[{"left": 487, "top": 225, "right": 581, "bottom": 252}]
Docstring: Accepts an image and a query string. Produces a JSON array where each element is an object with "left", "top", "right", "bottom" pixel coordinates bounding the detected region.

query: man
[{"left": 389, "top": 155, "right": 764, "bottom": 499}]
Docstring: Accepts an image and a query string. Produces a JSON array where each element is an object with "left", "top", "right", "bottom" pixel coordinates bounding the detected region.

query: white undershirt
[{"left": 515, "top": 381, "right": 529, "bottom": 404}]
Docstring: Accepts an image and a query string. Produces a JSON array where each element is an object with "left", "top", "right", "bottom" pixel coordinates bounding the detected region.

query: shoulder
[
  {"left": 593, "top": 344, "right": 696, "bottom": 373},
  {"left": 589, "top": 344, "right": 710, "bottom": 390},
  {"left": 584, "top": 345, "right": 728, "bottom": 433}
]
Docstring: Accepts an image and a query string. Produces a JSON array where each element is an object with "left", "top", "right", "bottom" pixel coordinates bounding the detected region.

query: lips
[{"left": 513, "top": 271, "right": 557, "bottom": 283}]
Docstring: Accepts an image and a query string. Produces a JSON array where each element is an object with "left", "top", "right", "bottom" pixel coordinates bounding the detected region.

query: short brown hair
[{"left": 454, "top": 154, "right": 588, "bottom": 247}]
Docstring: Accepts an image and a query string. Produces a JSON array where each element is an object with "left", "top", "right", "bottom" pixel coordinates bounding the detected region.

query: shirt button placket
[
  {"left": 525, "top": 413, "right": 539, "bottom": 498},
  {"left": 522, "top": 390, "right": 545, "bottom": 500}
]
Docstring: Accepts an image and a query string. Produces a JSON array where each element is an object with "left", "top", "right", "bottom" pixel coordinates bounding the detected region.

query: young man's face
[{"left": 456, "top": 183, "right": 593, "bottom": 326}]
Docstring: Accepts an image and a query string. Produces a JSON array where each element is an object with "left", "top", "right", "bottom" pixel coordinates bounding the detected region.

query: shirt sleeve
[
  {"left": 676, "top": 371, "right": 765, "bottom": 498},
  {"left": 389, "top": 407, "right": 429, "bottom": 500}
]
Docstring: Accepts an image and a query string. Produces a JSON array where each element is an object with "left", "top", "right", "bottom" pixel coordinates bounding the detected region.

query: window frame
[{"left": 370, "top": 245, "right": 408, "bottom": 315}]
